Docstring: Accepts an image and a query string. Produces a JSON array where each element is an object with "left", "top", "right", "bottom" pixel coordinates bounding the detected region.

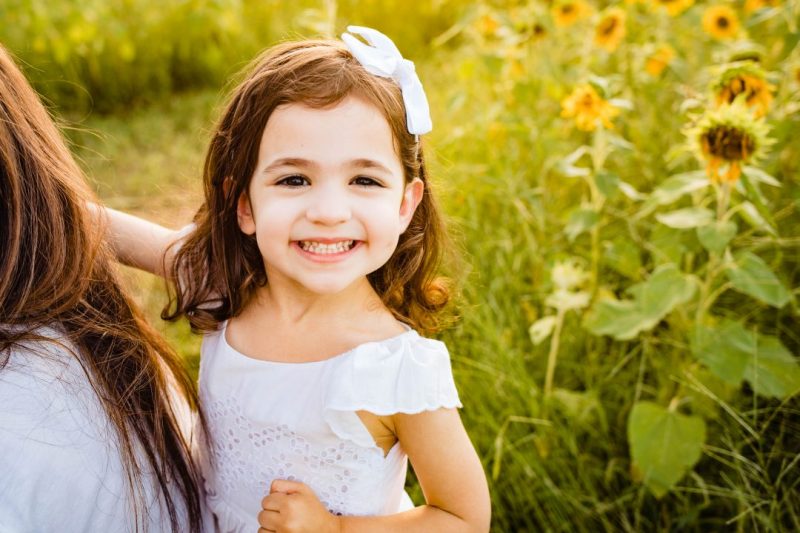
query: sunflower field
[{"left": 3, "top": 0, "right": 800, "bottom": 531}]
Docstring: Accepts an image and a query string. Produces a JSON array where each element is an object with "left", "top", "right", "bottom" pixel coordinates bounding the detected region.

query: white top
[
  {"left": 199, "top": 322, "right": 462, "bottom": 533},
  {"left": 0, "top": 327, "right": 196, "bottom": 533}
]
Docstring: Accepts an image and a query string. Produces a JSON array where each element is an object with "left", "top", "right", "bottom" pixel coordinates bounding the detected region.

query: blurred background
[{"left": 2, "top": 0, "right": 799, "bottom": 530}]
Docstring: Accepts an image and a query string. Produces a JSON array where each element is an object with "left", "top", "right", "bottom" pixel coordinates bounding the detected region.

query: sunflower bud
[{"left": 712, "top": 62, "right": 774, "bottom": 118}]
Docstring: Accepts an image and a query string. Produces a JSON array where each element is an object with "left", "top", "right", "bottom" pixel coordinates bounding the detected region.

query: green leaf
[
  {"left": 619, "top": 181, "right": 645, "bottom": 201},
  {"left": 696, "top": 220, "right": 737, "bottom": 254},
  {"left": 628, "top": 401, "right": 706, "bottom": 498},
  {"left": 625, "top": 264, "right": 697, "bottom": 315},
  {"left": 656, "top": 207, "right": 714, "bottom": 229},
  {"left": 650, "top": 225, "right": 686, "bottom": 265},
  {"left": 691, "top": 322, "right": 752, "bottom": 385},
  {"left": 564, "top": 208, "right": 599, "bottom": 242},
  {"left": 738, "top": 201, "right": 777, "bottom": 236},
  {"left": 691, "top": 320, "right": 800, "bottom": 398},
  {"left": 742, "top": 166, "right": 780, "bottom": 187},
  {"left": 725, "top": 252, "right": 791, "bottom": 308},
  {"left": 595, "top": 171, "right": 620, "bottom": 198},
  {"left": 650, "top": 171, "right": 709, "bottom": 206},
  {"left": 584, "top": 264, "right": 696, "bottom": 340},
  {"left": 739, "top": 171, "right": 778, "bottom": 230},
  {"left": 556, "top": 146, "right": 590, "bottom": 177},
  {"left": 743, "top": 336, "right": 800, "bottom": 398},
  {"left": 603, "top": 237, "right": 642, "bottom": 280},
  {"left": 583, "top": 298, "right": 642, "bottom": 340}
]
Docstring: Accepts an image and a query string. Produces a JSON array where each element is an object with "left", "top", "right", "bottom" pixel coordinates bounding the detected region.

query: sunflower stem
[
  {"left": 588, "top": 128, "right": 609, "bottom": 296},
  {"left": 543, "top": 308, "right": 566, "bottom": 401},
  {"left": 717, "top": 181, "right": 731, "bottom": 220}
]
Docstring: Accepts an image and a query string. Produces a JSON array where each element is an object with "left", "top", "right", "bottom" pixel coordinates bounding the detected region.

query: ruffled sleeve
[{"left": 323, "top": 331, "right": 462, "bottom": 449}]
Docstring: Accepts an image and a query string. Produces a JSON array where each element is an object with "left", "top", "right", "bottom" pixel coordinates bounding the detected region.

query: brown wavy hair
[
  {"left": 0, "top": 45, "right": 205, "bottom": 532},
  {"left": 166, "top": 39, "right": 451, "bottom": 333}
]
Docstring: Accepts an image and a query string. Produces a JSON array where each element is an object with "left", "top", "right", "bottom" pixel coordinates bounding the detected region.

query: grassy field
[{"left": 6, "top": 0, "right": 800, "bottom": 530}]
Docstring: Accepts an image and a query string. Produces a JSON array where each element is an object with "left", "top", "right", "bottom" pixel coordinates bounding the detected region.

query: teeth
[{"left": 299, "top": 240, "right": 355, "bottom": 254}]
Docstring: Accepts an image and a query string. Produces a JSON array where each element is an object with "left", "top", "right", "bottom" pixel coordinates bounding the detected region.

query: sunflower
[
  {"left": 594, "top": 8, "right": 627, "bottom": 52},
  {"left": 531, "top": 22, "right": 548, "bottom": 41},
  {"left": 645, "top": 44, "right": 676, "bottom": 76},
  {"left": 476, "top": 13, "right": 501, "bottom": 37},
  {"left": 552, "top": 0, "right": 592, "bottom": 27},
  {"left": 652, "top": 0, "right": 694, "bottom": 17},
  {"left": 702, "top": 5, "right": 740, "bottom": 40},
  {"left": 561, "top": 84, "right": 620, "bottom": 131},
  {"left": 712, "top": 62, "right": 774, "bottom": 117},
  {"left": 685, "top": 102, "right": 772, "bottom": 183},
  {"left": 744, "top": 0, "right": 778, "bottom": 12}
]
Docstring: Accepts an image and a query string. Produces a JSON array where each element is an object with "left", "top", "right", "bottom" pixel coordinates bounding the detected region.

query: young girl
[{"left": 105, "top": 26, "right": 490, "bottom": 532}]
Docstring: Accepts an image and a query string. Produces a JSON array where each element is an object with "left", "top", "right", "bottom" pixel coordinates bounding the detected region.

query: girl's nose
[{"left": 305, "top": 189, "right": 352, "bottom": 225}]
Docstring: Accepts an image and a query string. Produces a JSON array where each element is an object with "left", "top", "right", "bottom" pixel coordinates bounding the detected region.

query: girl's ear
[
  {"left": 399, "top": 178, "right": 424, "bottom": 233},
  {"left": 237, "top": 192, "right": 256, "bottom": 235}
]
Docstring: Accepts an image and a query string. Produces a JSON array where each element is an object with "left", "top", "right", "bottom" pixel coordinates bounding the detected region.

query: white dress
[
  {"left": 199, "top": 322, "right": 462, "bottom": 532},
  {"left": 0, "top": 326, "right": 199, "bottom": 532}
]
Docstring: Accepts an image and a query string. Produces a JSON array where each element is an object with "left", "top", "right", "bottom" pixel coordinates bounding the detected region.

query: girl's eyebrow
[
  {"left": 349, "top": 158, "right": 393, "bottom": 174},
  {"left": 263, "top": 157, "right": 316, "bottom": 173},
  {"left": 263, "top": 157, "right": 393, "bottom": 174}
]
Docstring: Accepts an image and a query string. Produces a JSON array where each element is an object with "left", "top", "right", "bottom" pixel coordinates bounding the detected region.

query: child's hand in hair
[{"left": 258, "top": 479, "right": 341, "bottom": 533}]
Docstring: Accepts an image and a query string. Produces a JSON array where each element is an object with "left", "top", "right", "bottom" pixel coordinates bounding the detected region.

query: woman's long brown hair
[
  {"left": 0, "top": 45, "right": 205, "bottom": 532},
  {"left": 166, "top": 39, "right": 452, "bottom": 334}
]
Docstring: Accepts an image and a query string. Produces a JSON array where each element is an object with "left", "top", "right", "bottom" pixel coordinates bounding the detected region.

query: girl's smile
[
  {"left": 293, "top": 239, "right": 362, "bottom": 263},
  {"left": 237, "top": 96, "right": 423, "bottom": 295}
]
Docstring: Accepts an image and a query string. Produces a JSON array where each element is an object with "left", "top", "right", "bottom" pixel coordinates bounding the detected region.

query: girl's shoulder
[
  {"left": 321, "top": 327, "right": 462, "bottom": 449},
  {"left": 326, "top": 328, "right": 462, "bottom": 412}
]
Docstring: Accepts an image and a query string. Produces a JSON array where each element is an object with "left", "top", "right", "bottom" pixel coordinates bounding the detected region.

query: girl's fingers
[
  {"left": 270, "top": 478, "right": 307, "bottom": 494},
  {"left": 261, "top": 492, "right": 287, "bottom": 512},
  {"left": 258, "top": 508, "right": 280, "bottom": 529}
]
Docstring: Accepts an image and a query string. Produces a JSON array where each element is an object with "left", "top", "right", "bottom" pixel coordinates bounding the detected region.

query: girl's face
[{"left": 237, "top": 96, "right": 423, "bottom": 296}]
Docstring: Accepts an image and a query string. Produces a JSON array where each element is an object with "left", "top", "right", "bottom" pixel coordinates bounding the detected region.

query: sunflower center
[
  {"left": 600, "top": 18, "right": 618, "bottom": 36},
  {"left": 716, "top": 16, "right": 730, "bottom": 29},
  {"left": 561, "top": 4, "right": 575, "bottom": 15},
  {"left": 579, "top": 93, "right": 598, "bottom": 110},
  {"left": 701, "top": 125, "right": 756, "bottom": 161}
]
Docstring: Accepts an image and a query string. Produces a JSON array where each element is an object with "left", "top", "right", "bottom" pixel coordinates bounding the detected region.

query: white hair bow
[{"left": 341, "top": 26, "right": 432, "bottom": 136}]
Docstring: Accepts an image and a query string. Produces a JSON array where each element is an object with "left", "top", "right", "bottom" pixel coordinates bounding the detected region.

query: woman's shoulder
[
  {"left": 0, "top": 325, "right": 110, "bottom": 444},
  {"left": 1, "top": 325, "right": 81, "bottom": 390},
  {"left": 0, "top": 327, "right": 132, "bottom": 531}
]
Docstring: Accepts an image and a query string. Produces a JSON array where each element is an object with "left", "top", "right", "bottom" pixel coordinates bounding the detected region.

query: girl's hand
[{"left": 258, "top": 479, "right": 341, "bottom": 533}]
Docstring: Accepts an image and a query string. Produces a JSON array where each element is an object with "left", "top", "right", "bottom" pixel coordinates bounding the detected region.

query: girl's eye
[
  {"left": 276, "top": 175, "right": 309, "bottom": 187},
  {"left": 351, "top": 176, "right": 382, "bottom": 187}
]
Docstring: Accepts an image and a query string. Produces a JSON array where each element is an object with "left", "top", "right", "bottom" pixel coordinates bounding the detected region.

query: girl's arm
[
  {"left": 260, "top": 408, "right": 491, "bottom": 533},
  {"left": 91, "top": 205, "right": 183, "bottom": 278}
]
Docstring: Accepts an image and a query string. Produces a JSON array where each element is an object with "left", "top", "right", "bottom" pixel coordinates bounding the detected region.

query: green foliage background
[{"left": 3, "top": 0, "right": 800, "bottom": 530}]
